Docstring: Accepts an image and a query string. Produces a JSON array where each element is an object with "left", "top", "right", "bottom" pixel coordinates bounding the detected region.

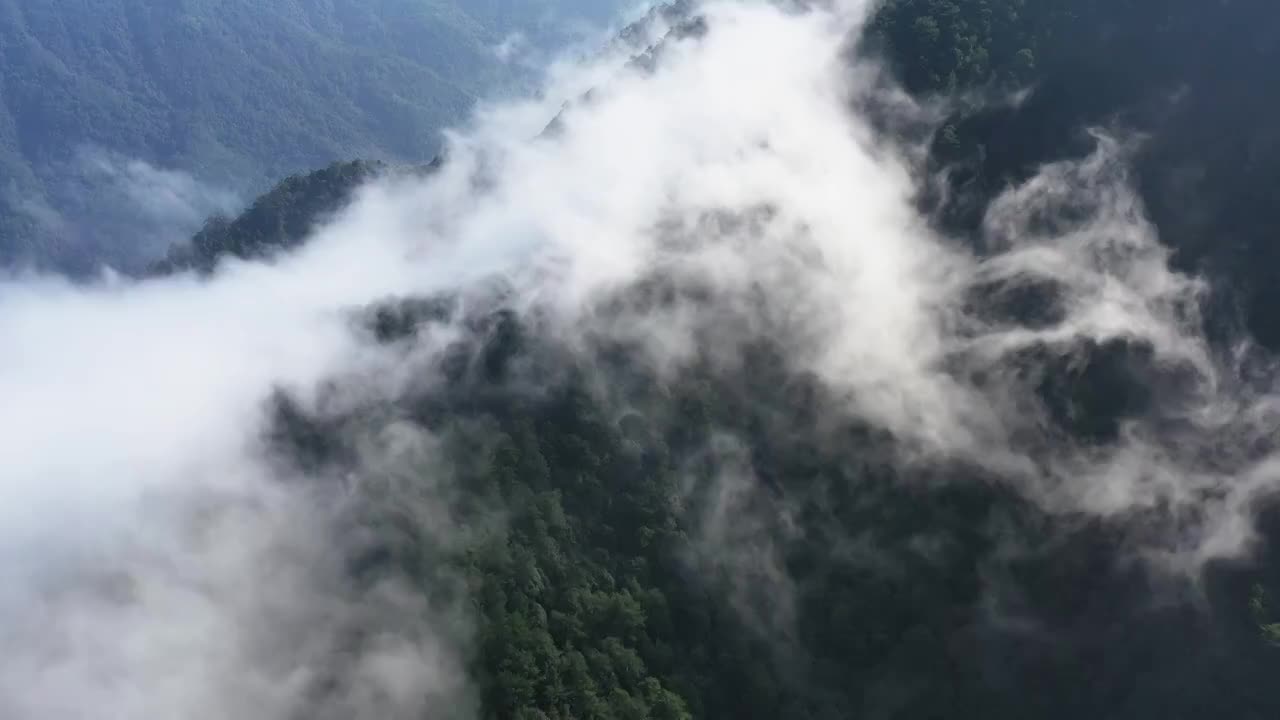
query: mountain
[
  {"left": 153, "top": 3, "right": 692, "bottom": 275},
  {"left": 158, "top": 4, "right": 1280, "bottom": 716},
  {"left": 6, "top": 3, "right": 1280, "bottom": 720},
  {"left": 0, "top": 0, "right": 627, "bottom": 272},
  {"left": 154, "top": 159, "right": 386, "bottom": 274}
]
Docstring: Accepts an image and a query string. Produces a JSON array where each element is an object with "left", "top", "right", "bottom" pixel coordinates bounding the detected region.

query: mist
[
  {"left": 8, "top": 150, "right": 242, "bottom": 276},
  {"left": 2, "top": 1, "right": 1279, "bottom": 717}
]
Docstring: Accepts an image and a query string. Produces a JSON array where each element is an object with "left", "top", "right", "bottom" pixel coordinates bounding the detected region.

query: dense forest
[
  {"left": 7, "top": 1, "right": 1280, "bottom": 719},
  {"left": 869, "top": 0, "right": 1280, "bottom": 347},
  {"left": 145, "top": 2, "right": 1280, "bottom": 719}
]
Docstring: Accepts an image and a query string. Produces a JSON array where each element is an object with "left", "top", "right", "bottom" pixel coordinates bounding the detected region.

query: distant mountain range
[{"left": 0, "top": 0, "right": 629, "bottom": 272}]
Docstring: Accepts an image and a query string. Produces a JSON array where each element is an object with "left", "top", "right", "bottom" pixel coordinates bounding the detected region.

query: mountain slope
[{"left": 0, "top": 0, "right": 626, "bottom": 272}]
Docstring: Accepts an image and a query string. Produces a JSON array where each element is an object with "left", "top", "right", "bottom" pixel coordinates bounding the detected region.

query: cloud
[
  {"left": 70, "top": 148, "right": 243, "bottom": 266},
  {"left": 1, "top": 0, "right": 1278, "bottom": 716},
  {"left": 77, "top": 148, "right": 241, "bottom": 233},
  {"left": 494, "top": 32, "right": 531, "bottom": 64},
  {"left": 8, "top": 149, "right": 244, "bottom": 274},
  {"left": 11, "top": 191, "right": 70, "bottom": 237},
  {"left": 0, "top": 253, "right": 473, "bottom": 718}
]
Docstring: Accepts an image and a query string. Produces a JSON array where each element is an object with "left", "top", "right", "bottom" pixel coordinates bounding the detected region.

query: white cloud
[
  {"left": 77, "top": 148, "right": 241, "bottom": 230},
  {"left": 493, "top": 32, "right": 531, "bottom": 63}
]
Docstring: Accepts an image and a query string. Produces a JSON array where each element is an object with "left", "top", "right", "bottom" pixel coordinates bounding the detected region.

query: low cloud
[
  {"left": 494, "top": 32, "right": 532, "bottom": 64},
  {"left": 76, "top": 148, "right": 241, "bottom": 235},
  {"left": 6, "top": 148, "right": 243, "bottom": 274}
]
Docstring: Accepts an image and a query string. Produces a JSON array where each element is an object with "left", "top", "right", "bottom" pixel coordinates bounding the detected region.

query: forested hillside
[{"left": 0, "top": 0, "right": 626, "bottom": 272}]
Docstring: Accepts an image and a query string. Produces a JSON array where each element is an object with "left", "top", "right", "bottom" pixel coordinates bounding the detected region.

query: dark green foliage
[
  {"left": 152, "top": 155, "right": 454, "bottom": 273},
  {"left": 867, "top": 0, "right": 1037, "bottom": 92},
  {"left": 1252, "top": 585, "right": 1280, "bottom": 646},
  {"left": 157, "top": 159, "right": 381, "bottom": 272}
]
